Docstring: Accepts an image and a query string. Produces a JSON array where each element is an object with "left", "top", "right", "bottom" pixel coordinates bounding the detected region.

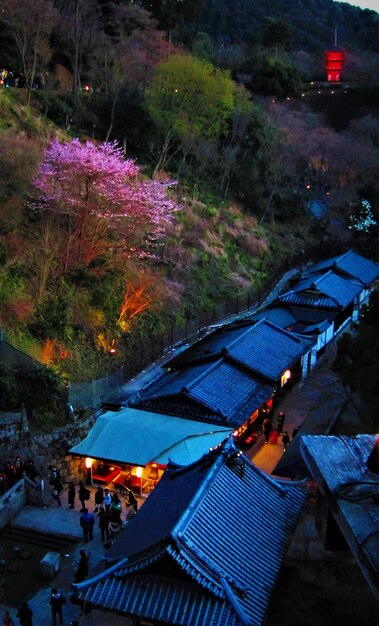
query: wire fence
[{"left": 1, "top": 241, "right": 348, "bottom": 410}]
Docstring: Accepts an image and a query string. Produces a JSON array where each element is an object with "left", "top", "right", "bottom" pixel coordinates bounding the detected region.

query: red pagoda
[{"left": 325, "top": 27, "right": 345, "bottom": 82}]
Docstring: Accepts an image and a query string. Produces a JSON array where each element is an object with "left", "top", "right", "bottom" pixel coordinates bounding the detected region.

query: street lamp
[
  {"left": 85, "top": 457, "right": 93, "bottom": 486},
  {"left": 136, "top": 466, "right": 143, "bottom": 497}
]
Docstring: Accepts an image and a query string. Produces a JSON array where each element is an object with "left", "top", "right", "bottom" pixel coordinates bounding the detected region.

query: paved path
[{"left": 0, "top": 484, "right": 139, "bottom": 625}]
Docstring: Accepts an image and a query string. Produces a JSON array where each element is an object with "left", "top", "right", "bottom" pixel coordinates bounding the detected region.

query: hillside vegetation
[{"left": 0, "top": 0, "right": 378, "bottom": 422}]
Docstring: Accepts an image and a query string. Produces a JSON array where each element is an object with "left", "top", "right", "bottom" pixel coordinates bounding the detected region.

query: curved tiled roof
[
  {"left": 279, "top": 270, "right": 362, "bottom": 309},
  {"left": 301, "top": 250, "right": 379, "bottom": 287},
  {"left": 75, "top": 441, "right": 306, "bottom": 626}
]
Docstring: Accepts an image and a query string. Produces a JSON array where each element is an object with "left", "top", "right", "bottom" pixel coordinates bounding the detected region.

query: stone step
[{"left": 1, "top": 525, "right": 76, "bottom": 552}]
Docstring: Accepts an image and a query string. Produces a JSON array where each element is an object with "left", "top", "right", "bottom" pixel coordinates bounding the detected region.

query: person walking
[
  {"left": 2, "top": 611, "right": 15, "bottom": 626},
  {"left": 126, "top": 488, "right": 138, "bottom": 513},
  {"left": 94, "top": 485, "right": 104, "bottom": 513},
  {"left": 103, "top": 488, "right": 112, "bottom": 514},
  {"left": 68, "top": 482, "right": 75, "bottom": 509},
  {"left": 74, "top": 549, "right": 89, "bottom": 583},
  {"left": 80, "top": 508, "right": 95, "bottom": 542},
  {"left": 51, "top": 475, "right": 63, "bottom": 507},
  {"left": 292, "top": 426, "right": 300, "bottom": 439},
  {"left": 48, "top": 465, "right": 61, "bottom": 483},
  {"left": 269, "top": 427, "right": 279, "bottom": 445},
  {"left": 277, "top": 410, "right": 286, "bottom": 434},
  {"left": 98, "top": 506, "right": 110, "bottom": 542},
  {"left": 49, "top": 589, "right": 65, "bottom": 625},
  {"left": 78, "top": 480, "right": 89, "bottom": 512},
  {"left": 282, "top": 431, "right": 290, "bottom": 450},
  {"left": 16, "top": 601, "right": 33, "bottom": 626},
  {"left": 262, "top": 417, "right": 272, "bottom": 444},
  {"left": 110, "top": 493, "right": 122, "bottom": 523}
]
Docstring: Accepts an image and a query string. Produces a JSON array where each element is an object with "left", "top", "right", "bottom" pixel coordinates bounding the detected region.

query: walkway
[
  {"left": 0, "top": 484, "right": 139, "bottom": 625},
  {"left": 248, "top": 341, "right": 360, "bottom": 477}
]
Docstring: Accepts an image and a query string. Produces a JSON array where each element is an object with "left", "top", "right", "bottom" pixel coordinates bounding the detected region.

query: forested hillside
[{"left": 0, "top": 0, "right": 378, "bottom": 423}]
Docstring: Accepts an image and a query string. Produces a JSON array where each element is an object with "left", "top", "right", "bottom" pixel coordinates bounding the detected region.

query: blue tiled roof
[
  {"left": 137, "top": 359, "right": 273, "bottom": 427},
  {"left": 279, "top": 270, "right": 362, "bottom": 309},
  {"left": 75, "top": 441, "right": 307, "bottom": 626},
  {"left": 289, "top": 306, "right": 336, "bottom": 324},
  {"left": 80, "top": 575, "right": 241, "bottom": 626},
  {"left": 165, "top": 321, "right": 258, "bottom": 368},
  {"left": 224, "top": 319, "right": 312, "bottom": 381},
  {"left": 252, "top": 306, "right": 298, "bottom": 328},
  {"left": 303, "top": 250, "right": 379, "bottom": 286},
  {"left": 187, "top": 360, "right": 273, "bottom": 422},
  {"left": 145, "top": 361, "right": 217, "bottom": 397}
]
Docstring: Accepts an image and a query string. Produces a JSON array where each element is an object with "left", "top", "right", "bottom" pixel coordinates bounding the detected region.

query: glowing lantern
[
  {"left": 109, "top": 339, "right": 117, "bottom": 355},
  {"left": 281, "top": 369, "right": 292, "bottom": 387},
  {"left": 85, "top": 457, "right": 93, "bottom": 486}
]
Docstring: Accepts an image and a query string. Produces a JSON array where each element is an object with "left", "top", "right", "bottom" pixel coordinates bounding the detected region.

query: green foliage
[
  {"left": 192, "top": 32, "right": 214, "bottom": 62},
  {"left": 0, "top": 361, "right": 18, "bottom": 410},
  {"left": 146, "top": 53, "right": 234, "bottom": 144},
  {"left": 332, "top": 292, "right": 379, "bottom": 428},
  {"left": 258, "top": 17, "right": 294, "bottom": 51},
  {"left": 139, "top": 0, "right": 202, "bottom": 31},
  {"left": 19, "top": 362, "right": 65, "bottom": 421},
  {"left": 28, "top": 280, "right": 74, "bottom": 342},
  {"left": 0, "top": 358, "right": 65, "bottom": 422},
  {"left": 0, "top": 262, "right": 25, "bottom": 301},
  {"left": 243, "top": 54, "right": 302, "bottom": 99}
]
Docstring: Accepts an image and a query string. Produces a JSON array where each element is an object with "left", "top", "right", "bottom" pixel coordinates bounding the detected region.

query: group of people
[
  {"left": 78, "top": 485, "right": 137, "bottom": 544},
  {"left": 1, "top": 69, "right": 43, "bottom": 89},
  {"left": 0, "top": 458, "right": 37, "bottom": 496},
  {"left": 2, "top": 601, "right": 33, "bottom": 626},
  {"left": 262, "top": 410, "right": 300, "bottom": 450},
  {"left": 48, "top": 469, "right": 138, "bottom": 545}
]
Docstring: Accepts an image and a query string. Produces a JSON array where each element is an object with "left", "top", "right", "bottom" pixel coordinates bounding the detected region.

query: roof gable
[
  {"left": 306, "top": 250, "right": 379, "bottom": 286},
  {"left": 136, "top": 359, "right": 273, "bottom": 427},
  {"left": 223, "top": 319, "right": 311, "bottom": 381},
  {"left": 279, "top": 270, "right": 362, "bottom": 309}
]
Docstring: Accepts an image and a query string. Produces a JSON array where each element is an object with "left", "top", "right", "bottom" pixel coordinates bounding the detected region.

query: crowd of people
[
  {"left": 1, "top": 69, "right": 43, "bottom": 89},
  {"left": 77, "top": 483, "right": 137, "bottom": 546},
  {"left": 1, "top": 467, "right": 138, "bottom": 626},
  {"left": 0, "top": 457, "right": 37, "bottom": 496},
  {"left": 262, "top": 410, "right": 300, "bottom": 450}
]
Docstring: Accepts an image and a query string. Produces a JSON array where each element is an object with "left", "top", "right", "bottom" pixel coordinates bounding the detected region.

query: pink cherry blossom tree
[{"left": 33, "top": 138, "right": 180, "bottom": 275}]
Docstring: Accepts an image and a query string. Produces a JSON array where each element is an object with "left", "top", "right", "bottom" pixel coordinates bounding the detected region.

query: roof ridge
[
  {"left": 171, "top": 441, "right": 233, "bottom": 537},
  {"left": 261, "top": 318, "right": 304, "bottom": 344},
  {"left": 221, "top": 576, "right": 251, "bottom": 626},
  {"left": 183, "top": 357, "right": 224, "bottom": 392}
]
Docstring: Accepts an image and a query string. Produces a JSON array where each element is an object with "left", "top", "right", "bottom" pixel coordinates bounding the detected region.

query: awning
[{"left": 69, "top": 407, "right": 233, "bottom": 467}]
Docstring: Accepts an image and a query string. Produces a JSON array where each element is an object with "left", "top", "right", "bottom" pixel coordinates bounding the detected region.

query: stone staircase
[{"left": 0, "top": 525, "right": 77, "bottom": 553}]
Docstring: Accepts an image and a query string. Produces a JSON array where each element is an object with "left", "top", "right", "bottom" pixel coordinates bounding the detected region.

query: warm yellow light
[
  {"left": 85, "top": 457, "right": 93, "bottom": 469},
  {"left": 136, "top": 466, "right": 143, "bottom": 478},
  {"left": 283, "top": 370, "right": 291, "bottom": 380}
]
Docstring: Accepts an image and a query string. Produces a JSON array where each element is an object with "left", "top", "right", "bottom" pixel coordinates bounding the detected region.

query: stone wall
[
  {"left": 0, "top": 480, "right": 26, "bottom": 531},
  {"left": 0, "top": 411, "right": 101, "bottom": 485}
]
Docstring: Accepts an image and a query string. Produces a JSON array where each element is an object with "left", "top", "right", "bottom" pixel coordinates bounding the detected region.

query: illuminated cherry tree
[{"left": 33, "top": 138, "right": 180, "bottom": 272}]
